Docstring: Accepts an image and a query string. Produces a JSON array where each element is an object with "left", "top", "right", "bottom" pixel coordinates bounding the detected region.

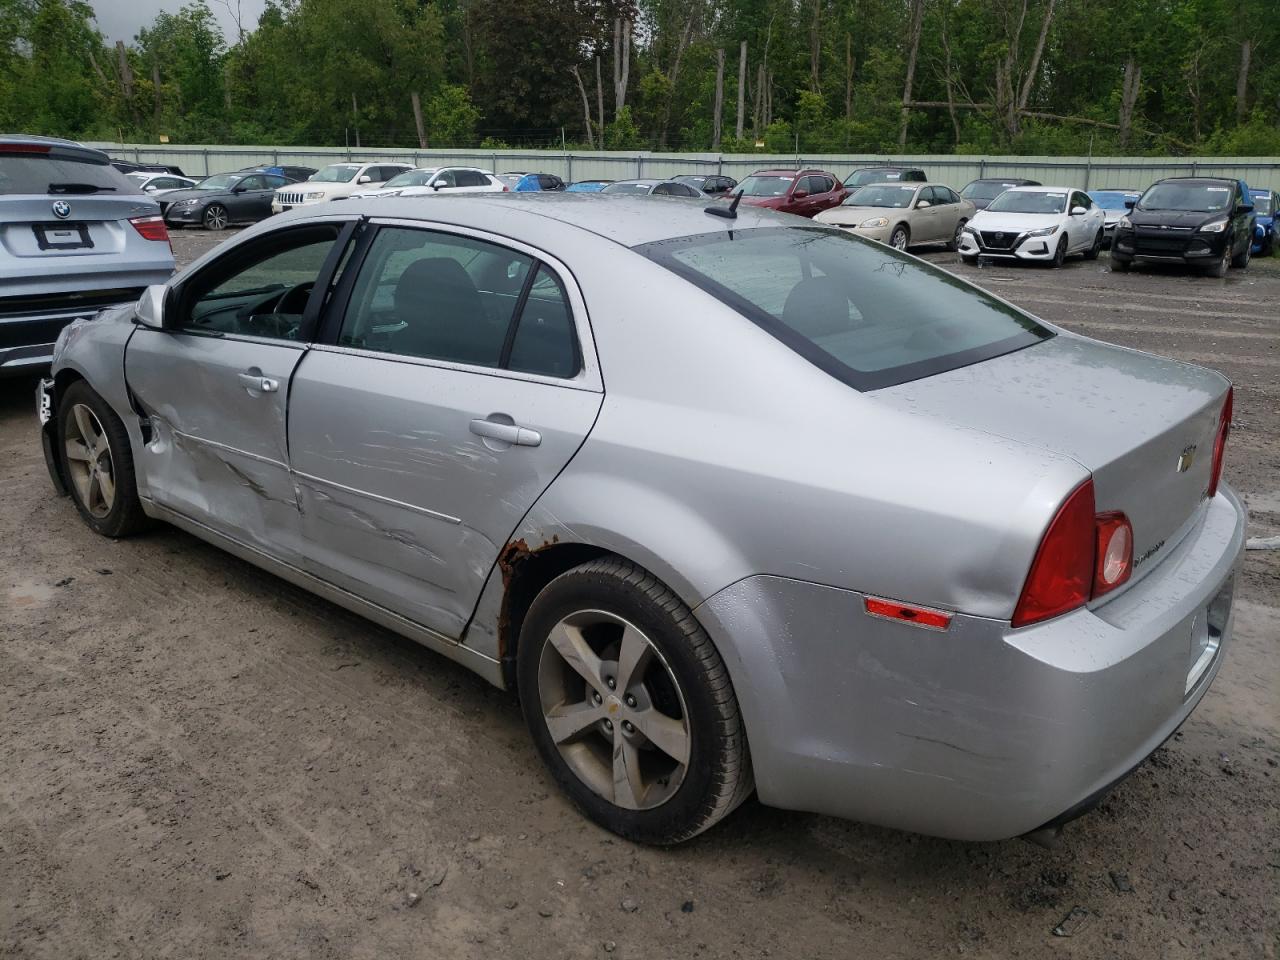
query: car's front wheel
[
  {"left": 517, "top": 558, "right": 753, "bottom": 844},
  {"left": 889, "top": 224, "right": 910, "bottom": 251},
  {"left": 1051, "top": 235, "right": 1068, "bottom": 267},
  {"left": 1208, "top": 243, "right": 1230, "bottom": 277},
  {"left": 203, "top": 203, "right": 229, "bottom": 231},
  {"left": 58, "top": 381, "right": 150, "bottom": 538},
  {"left": 1083, "top": 228, "right": 1103, "bottom": 260},
  {"left": 1231, "top": 235, "right": 1250, "bottom": 269}
]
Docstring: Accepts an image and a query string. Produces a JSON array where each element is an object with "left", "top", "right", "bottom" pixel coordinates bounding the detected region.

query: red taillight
[
  {"left": 1206, "top": 386, "right": 1232, "bottom": 499},
  {"left": 864, "top": 596, "right": 952, "bottom": 631},
  {"left": 503, "top": 185, "right": 510, "bottom": 191},
  {"left": 1012, "top": 479, "right": 1096, "bottom": 628},
  {"left": 0, "top": 143, "right": 52, "bottom": 154},
  {"left": 129, "top": 215, "right": 169, "bottom": 242},
  {"left": 1093, "top": 513, "right": 1133, "bottom": 596}
]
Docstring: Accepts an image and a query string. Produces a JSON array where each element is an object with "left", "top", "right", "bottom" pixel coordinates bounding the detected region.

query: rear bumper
[
  {"left": 1, "top": 292, "right": 150, "bottom": 376},
  {"left": 695, "top": 486, "right": 1246, "bottom": 841}
]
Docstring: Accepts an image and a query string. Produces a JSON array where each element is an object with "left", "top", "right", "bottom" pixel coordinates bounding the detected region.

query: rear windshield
[
  {"left": 637, "top": 227, "right": 1051, "bottom": 390},
  {"left": 844, "top": 184, "right": 918, "bottom": 208},
  {"left": 1138, "top": 182, "right": 1232, "bottom": 213},
  {"left": 986, "top": 191, "right": 1066, "bottom": 214},
  {"left": 0, "top": 152, "right": 139, "bottom": 196},
  {"left": 602, "top": 182, "right": 656, "bottom": 195}
]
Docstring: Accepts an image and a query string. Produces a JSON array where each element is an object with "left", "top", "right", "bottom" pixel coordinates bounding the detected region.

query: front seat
[{"left": 392, "top": 257, "right": 495, "bottom": 366}]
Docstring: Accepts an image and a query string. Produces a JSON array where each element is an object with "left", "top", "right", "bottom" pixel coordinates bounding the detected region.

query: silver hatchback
[
  {"left": 36, "top": 194, "right": 1243, "bottom": 845},
  {"left": 0, "top": 136, "right": 175, "bottom": 376}
]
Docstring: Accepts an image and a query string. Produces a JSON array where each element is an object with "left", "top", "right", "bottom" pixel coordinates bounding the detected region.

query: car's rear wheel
[
  {"left": 1208, "top": 244, "right": 1230, "bottom": 277},
  {"left": 1051, "top": 235, "right": 1068, "bottom": 267},
  {"left": 1083, "top": 229, "right": 1103, "bottom": 260},
  {"left": 517, "top": 558, "right": 753, "bottom": 844},
  {"left": 961, "top": 253, "right": 979, "bottom": 266},
  {"left": 1110, "top": 254, "right": 1130, "bottom": 272},
  {"left": 203, "top": 203, "right": 229, "bottom": 231},
  {"left": 58, "top": 381, "right": 150, "bottom": 538},
  {"left": 946, "top": 219, "right": 967, "bottom": 252},
  {"left": 1231, "top": 236, "right": 1250, "bottom": 269},
  {"left": 889, "top": 224, "right": 910, "bottom": 251}
]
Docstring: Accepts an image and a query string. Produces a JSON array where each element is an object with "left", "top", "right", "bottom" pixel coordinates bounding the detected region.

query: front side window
[
  {"left": 240, "top": 175, "right": 266, "bottom": 191},
  {"left": 179, "top": 225, "right": 347, "bottom": 340},
  {"left": 637, "top": 227, "right": 1050, "bottom": 391},
  {"left": 986, "top": 191, "right": 1067, "bottom": 214},
  {"left": 433, "top": 169, "right": 458, "bottom": 188}
]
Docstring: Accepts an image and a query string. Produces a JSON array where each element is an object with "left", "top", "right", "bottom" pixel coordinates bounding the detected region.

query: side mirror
[
  {"left": 1124, "top": 199, "right": 1136, "bottom": 209},
  {"left": 232, "top": 185, "right": 246, "bottom": 194},
  {"left": 432, "top": 182, "right": 445, "bottom": 191},
  {"left": 1070, "top": 205, "right": 1087, "bottom": 216},
  {"left": 916, "top": 199, "right": 931, "bottom": 208},
  {"left": 357, "top": 175, "right": 372, "bottom": 184},
  {"left": 1235, "top": 203, "right": 1254, "bottom": 215},
  {"left": 134, "top": 285, "right": 166, "bottom": 330},
  {"left": 792, "top": 189, "right": 809, "bottom": 200}
]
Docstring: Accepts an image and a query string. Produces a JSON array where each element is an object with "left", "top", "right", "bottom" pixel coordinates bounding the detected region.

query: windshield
[
  {"left": 844, "top": 184, "right": 918, "bottom": 208},
  {"left": 384, "top": 169, "right": 437, "bottom": 188},
  {"left": 1088, "top": 191, "right": 1137, "bottom": 210},
  {"left": 312, "top": 164, "right": 362, "bottom": 183},
  {"left": 638, "top": 227, "right": 1050, "bottom": 391},
  {"left": 1138, "top": 182, "right": 1232, "bottom": 213},
  {"left": 195, "top": 174, "right": 240, "bottom": 190},
  {"left": 961, "top": 181, "right": 1020, "bottom": 201},
  {"left": 0, "top": 153, "right": 138, "bottom": 196},
  {"left": 602, "top": 182, "right": 655, "bottom": 195},
  {"left": 985, "top": 191, "right": 1067, "bottom": 214},
  {"left": 736, "top": 175, "right": 794, "bottom": 197},
  {"left": 845, "top": 169, "right": 906, "bottom": 187},
  {"left": 1254, "top": 194, "right": 1272, "bottom": 215}
]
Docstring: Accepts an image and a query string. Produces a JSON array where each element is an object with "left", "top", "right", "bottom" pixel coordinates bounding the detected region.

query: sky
[{"left": 90, "top": 0, "right": 268, "bottom": 43}]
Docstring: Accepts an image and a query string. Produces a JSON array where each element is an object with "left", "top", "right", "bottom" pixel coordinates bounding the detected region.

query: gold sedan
[{"left": 814, "top": 182, "right": 976, "bottom": 252}]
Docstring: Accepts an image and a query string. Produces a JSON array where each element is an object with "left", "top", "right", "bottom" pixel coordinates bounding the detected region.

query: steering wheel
[{"left": 238, "top": 282, "right": 314, "bottom": 338}]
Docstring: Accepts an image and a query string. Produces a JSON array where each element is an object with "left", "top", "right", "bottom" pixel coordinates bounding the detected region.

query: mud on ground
[{"left": 1, "top": 229, "right": 1276, "bottom": 959}]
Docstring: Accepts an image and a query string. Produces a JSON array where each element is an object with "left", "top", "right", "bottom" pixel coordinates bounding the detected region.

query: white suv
[
  {"left": 351, "top": 166, "right": 507, "bottom": 199},
  {"left": 272, "top": 162, "right": 412, "bottom": 213}
]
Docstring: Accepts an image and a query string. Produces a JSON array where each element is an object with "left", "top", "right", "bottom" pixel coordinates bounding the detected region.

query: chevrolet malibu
[{"left": 36, "top": 195, "right": 1243, "bottom": 845}]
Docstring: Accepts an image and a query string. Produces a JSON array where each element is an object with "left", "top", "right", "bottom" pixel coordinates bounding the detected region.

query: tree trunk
[
  {"left": 898, "top": 0, "right": 924, "bottom": 150},
  {"left": 1235, "top": 38, "right": 1252, "bottom": 124},
  {"left": 352, "top": 92, "right": 360, "bottom": 148},
  {"left": 736, "top": 40, "right": 747, "bottom": 141},
  {"left": 657, "top": 17, "right": 694, "bottom": 149},
  {"left": 571, "top": 66, "right": 595, "bottom": 148},
  {"left": 753, "top": 61, "right": 764, "bottom": 136},
  {"left": 411, "top": 91, "right": 427, "bottom": 148},
  {"left": 116, "top": 41, "right": 139, "bottom": 125},
  {"left": 712, "top": 48, "right": 725, "bottom": 150},
  {"left": 151, "top": 62, "right": 162, "bottom": 129},
  {"left": 1017, "top": 0, "right": 1057, "bottom": 112},
  {"left": 1185, "top": 48, "right": 1203, "bottom": 142},
  {"left": 460, "top": 1, "right": 475, "bottom": 88},
  {"left": 844, "top": 33, "right": 853, "bottom": 120},
  {"left": 809, "top": 0, "right": 822, "bottom": 93},
  {"left": 1118, "top": 58, "right": 1140, "bottom": 148},
  {"left": 594, "top": 56, "right": 605, "bottom": 143},
  {"left": 940, "top": 17, "right": 960, "bottom": 144},
  {"left": 613, "top": 18, "right": 631, "bottom": 119}
]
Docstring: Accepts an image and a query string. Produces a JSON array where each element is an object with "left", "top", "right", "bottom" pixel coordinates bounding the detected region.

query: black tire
[
  {"left": 1261, "top": 238, "right": 1274, "bottom": 258},
  {"left": 203, "top": 203, "right": 229, "bottom": 231},
  {"left": 517, "top": 557, "right": 753, "bottom": 845},
  {"left": 57, "top": 380, "right": 150, "bottom": 538},
  {"left": 961, "top": 254, "right": 979, "bottom": 266},
  {"left": 1051, "top": 235, "right": 1067, "bottom": 267},
  {"left": 1207, "top": 244, "right": 1230, "bottom": 278},
  {"left": 1231, "top": 235, "right": 1250, "bottom": 269},
  {"left": 946, "top": 218, "right": 967, "bottom": 252},
  {"left": 889, "top": 223, "right": 910, "bottom": 251},
  {"left": 1083, "top": 228, "right": 1103, "bottom": 261},
  {"left": 1110, "top": 255, "right": 1131, "bottom": 272}
]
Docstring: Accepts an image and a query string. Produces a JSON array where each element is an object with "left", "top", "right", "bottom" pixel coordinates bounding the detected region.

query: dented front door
[{"left": 125, "top": 329, "right": 306, "bottom": 557}]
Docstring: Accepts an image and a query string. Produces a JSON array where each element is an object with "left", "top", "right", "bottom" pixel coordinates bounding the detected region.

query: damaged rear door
[
  {"left": 125, "top": 220, "right": 356, "bottom": 558},
  {"left": 287, "top": 221, "right": 603, "bottom": 638}
]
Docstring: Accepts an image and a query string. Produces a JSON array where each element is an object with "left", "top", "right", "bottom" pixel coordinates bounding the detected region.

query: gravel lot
[{"left": 2, "top": 226, "right": 1277, "bottom": 960}]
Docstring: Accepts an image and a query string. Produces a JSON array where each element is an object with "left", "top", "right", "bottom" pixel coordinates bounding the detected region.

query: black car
[
  {"left": 240, "top": 164, "right": 316, "bottom": 182},
  {"left": 843, "top": 165, "right": 927, "bottom": 188},
  {"left": 1111, "top": 177, "right": 1255, "bottom": 277},
  {"left": 111, "top": 159, "right": 187, "bottom": 177},
  {"left": 161, "top": 170, "right": 290, "bottom": 231},
  {"left": 673, "top": 174, "right": 739, "bottom": 196},
  {"left": 959, "top": 177, "right": 1042, "bottom": 211}
]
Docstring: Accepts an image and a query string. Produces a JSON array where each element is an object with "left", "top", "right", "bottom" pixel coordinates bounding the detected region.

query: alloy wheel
[
  {"left": 536, "top": 609, "right": 690, "bottom": 811},
  {"left": 890, "top": 226, "right": 909, "bottom": 250},
  {"left": 204, "top": 205, "right": 228, "bottom": 230},
  {"left": 63, "top": 403, "right": 116, "bottom": 518}
]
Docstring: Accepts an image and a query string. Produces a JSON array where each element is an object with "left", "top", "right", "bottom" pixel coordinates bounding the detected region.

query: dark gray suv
[{"left": 0, "top": 136, "right": 175, "bottom": 376}]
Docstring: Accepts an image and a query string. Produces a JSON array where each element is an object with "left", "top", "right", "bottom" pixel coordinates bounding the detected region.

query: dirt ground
[{"left": 2, "top": 227, "right": 1277, "bottom": 960}]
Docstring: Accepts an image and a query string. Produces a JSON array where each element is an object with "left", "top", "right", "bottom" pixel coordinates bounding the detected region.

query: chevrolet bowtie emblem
[{"left": 1177, "top": 444, "right": 1197, "bottom": 473}]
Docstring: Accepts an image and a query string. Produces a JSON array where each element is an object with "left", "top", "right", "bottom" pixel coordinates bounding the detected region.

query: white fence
[{"left": 91, "top": 143, "right": 1280, "bottom": 192}]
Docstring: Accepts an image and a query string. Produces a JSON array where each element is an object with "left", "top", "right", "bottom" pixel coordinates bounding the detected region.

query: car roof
[
  {"left": 753, "top": 168, "right": 824, "bottom": 176},
  {"left": 970, "top": 177, "right": 1035, "bottom": 184},
  {"left": 1005, "top": 185, "right": 1075, "bottom": 192},
  {"left": 851, "top": 165, "right": 922, "bottom": 171},
  {"left": 1154, "top": 177, "right": 1234, "bottom": 186},
  {"left": 611, "top": 179, "right": 663, "bottom": 186},
  {"left": 277, "top": 192, "right": 796, "bottom": 248}
]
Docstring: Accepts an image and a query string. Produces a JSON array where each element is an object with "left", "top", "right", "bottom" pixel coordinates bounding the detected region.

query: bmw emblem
[{"left": 52, "top": 200, "right": 71, "bottom": 219}]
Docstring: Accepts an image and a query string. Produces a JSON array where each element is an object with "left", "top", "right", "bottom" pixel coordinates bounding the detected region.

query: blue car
[
  {"left": 1250, "top": 188, "right": 1277, "bottom": 256},
  {"left": 566, "top": 179, "right": 613, "bottom": 193},
  {"left": 1087, "top": 188, "right": 1142, "bottom": 247},
  {"left": 511, "top": 172, "right": 567, "bottom": 192}
]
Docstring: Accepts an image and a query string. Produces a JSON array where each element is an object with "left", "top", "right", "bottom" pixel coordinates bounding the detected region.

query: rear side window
[
  {"left": 637, "top": 227, "right": 1051, "bottom": 391},
  {"left": 507, "top": 266, "right": 578, "bottom": 378},
  {"left": 0, "top": 151, "right": 140, "bottom": 196}
]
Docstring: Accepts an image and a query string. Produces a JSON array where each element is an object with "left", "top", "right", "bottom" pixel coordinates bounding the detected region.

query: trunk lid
[
  {"left": 874, "top": 333, "right": 1229, "bottom": 588},
  {"left": 0, "top": 193, "right": 161, "bottom": 263}
]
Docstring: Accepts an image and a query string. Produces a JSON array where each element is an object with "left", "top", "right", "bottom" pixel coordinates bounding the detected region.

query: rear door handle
[
  {"left": 238, "top": 373, "right": 278, "bottom": 393},
  {"left": 470, "top": 418, "right": 541, "bottom": 447}
]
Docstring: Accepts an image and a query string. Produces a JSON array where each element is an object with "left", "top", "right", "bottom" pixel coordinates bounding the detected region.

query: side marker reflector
[{"left": 864, "top": 596, "right": 952, "bottom": 631}]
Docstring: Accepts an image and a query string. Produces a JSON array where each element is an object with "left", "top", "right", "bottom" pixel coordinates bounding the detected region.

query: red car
[{"left": 730, "top": 168, "right": 847, "bottom": 217}]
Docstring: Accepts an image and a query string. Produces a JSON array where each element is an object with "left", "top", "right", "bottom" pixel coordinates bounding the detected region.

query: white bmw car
[{"left": 957, "top": 186, "right": 1107, "bottom": 266}]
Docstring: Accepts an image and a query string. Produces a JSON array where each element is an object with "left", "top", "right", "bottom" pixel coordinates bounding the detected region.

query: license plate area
[
  {"left": 1185, "top": 578, "right": 1232, "bottom": 696},
  {"left": 33, "top": 222, "right": 93, "bottom": 251}
]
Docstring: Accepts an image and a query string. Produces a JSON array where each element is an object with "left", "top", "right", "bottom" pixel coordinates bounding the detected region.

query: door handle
[
  {"left": 238, "top": 372, "right": 279, "bottom": 393},
  {"left": 470, "top": 418, "right": 541, "bottom": 447}
]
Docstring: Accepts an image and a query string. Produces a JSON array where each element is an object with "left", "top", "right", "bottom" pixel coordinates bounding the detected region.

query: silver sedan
[{"left": 36, "top": 194, "right": 1244, "bottom": 845}]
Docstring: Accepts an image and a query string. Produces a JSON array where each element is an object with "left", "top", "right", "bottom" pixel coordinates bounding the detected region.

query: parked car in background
[
  {"left": 351, "top": 166, "right": 505, "bottom": 198},
  {"left": 497, "top": 172, "right": 527, "bottom": 190},
  {"left": 263, "top": 165, "right": 316, "bottom": 182},
  {"left": 512, "top": 173, "right": 567, "bottom": 192},
  {"left": 815, "top": 182, "right": 975, "bottom": 251},
  {"left": 37, "top": 194, "right": 1243, "bottom": 848},
  {"left": 163, "top": 170, "right": 291, "bottom": 230},
  {"left": 601, "top": 179, "right": 704, "bottom": 198},
  {"left": 843, "top": 165, "right": 926, "bottom": 188},
  {"left": 957, "top": 186, "right": 1106, "bottom": 266},
  {"left": 1087, "top": 188, "right": 1143, "bottom": 247},
  {"left": 566, "top": 180, "right": 613, "bottom": 193},
  {"left": 959, "top": 177, "right": 1042, "bottom": 211},
  {"left": 731, "top": 169, "right": 846, "bottom": 217},
  {"left": 110, "top": 159, "right": 187, "bottom": 177},
  {"left": 125, "top": 173, "right": 198, "bottom": 213},
  {"left": 0, "top": 135, "right": 173, "bottom": 376},
  {"left": 271, "top": 162, "right": 412, "bottom": 213},
  {"left": 673, "top": 174, "right": 738, "bottom": 196},
  {"left": 1249, "top": 187, "right": 1276, "bottom": 256},
  {"left": 1111, "top": 177, "right": 1255, "bottom": 276}
]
